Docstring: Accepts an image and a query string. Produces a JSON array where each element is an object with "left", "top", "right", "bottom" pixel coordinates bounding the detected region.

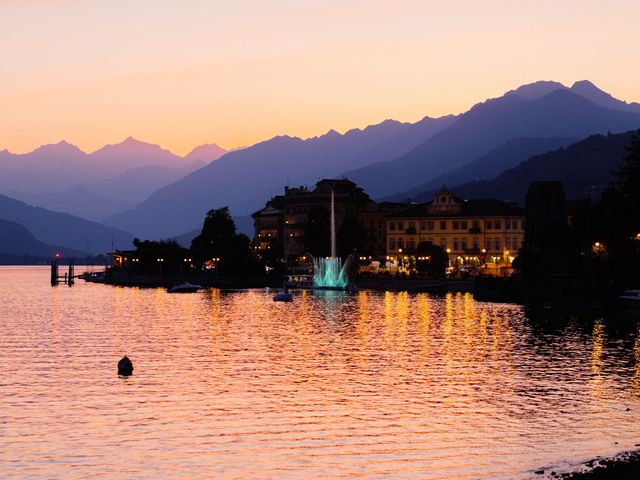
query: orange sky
[{"left": 1, "top": 0, "right": 639, "bottom": 155}]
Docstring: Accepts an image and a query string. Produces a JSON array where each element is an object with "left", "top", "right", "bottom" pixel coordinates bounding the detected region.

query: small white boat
[
  {"left": 167, "top": 282, "right": 202, "bottom": 293},
  {"left": 273, "top": 290, "right": 293, "bottom": 302},
  {"left": 619, "top": 289, "right": 640, "bottom": 307}
]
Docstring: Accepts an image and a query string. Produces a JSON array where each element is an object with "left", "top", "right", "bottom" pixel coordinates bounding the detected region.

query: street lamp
[{"left": 156, "top": 257, "right": 164, "bottom": 276}]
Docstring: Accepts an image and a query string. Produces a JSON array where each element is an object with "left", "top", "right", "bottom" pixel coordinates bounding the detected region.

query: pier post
[{"left": 50, "top": 260, "right": 58, "bottom": 286}]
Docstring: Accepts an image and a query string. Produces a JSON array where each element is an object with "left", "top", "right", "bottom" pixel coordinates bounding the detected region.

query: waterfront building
[
  {"left": 253, "top": 179, "right": 388, "bottom": 259},
  {"left": 386, "top": 188, "right": 525, "bottom": 272}
]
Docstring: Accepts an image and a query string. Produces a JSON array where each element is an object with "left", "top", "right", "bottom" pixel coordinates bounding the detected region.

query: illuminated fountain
[{"left": 313, "top": 190, "right": 349, "bottom": 289}]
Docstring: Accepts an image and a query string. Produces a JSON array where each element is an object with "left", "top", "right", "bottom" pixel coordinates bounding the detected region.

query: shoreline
[{"left": 534, "top": 450, "right": 640, "bottom": 479}]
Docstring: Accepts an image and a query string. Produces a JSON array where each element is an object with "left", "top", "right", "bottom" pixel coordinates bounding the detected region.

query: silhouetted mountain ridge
[
  {"left": 385, "top": 136, "right": 578, "bottom": 201},
  {"left": 412, "top": 131, "right": 637, "bottom": 205},
  {"left": 103, "top": 115, "right": 457, "bottom": 238},
  {"left": 341, "top": 87, "right": 640, "bottom": 198},
  {"left": 0, "top": 218, "right": 84, "bottom": 258},
  {"left": 0, "top": 194, "right": 133, "bottom": 254}
]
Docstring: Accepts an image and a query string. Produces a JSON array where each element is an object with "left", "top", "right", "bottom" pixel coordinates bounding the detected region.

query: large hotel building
[
  {"left": 386, "top": 188, "right": 524, "bottom": 263},
  {"left": 253, "top": 179, "right": 525, "bottom": 272}
]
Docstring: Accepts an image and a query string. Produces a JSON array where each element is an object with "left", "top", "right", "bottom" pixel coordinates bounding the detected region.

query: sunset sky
[{"left": 1, "top": 0, "right": 639, "bottom": 155}]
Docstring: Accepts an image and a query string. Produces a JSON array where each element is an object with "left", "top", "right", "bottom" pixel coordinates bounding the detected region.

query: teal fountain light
[{"left": 313, "top": 190, "right": 348, "bottom": 289}]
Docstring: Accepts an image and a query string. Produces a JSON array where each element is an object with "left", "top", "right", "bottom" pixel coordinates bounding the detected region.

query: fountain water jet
[{"left": 313, "top": 190, "right": 349, "bottom": 289}]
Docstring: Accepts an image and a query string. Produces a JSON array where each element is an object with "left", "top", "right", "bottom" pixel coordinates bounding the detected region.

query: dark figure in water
[{"left": 118, "top": 356, "right": 133, "bottom": 376}]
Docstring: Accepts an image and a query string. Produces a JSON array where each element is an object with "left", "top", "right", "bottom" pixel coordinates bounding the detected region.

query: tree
[
  {"left": 415, "top": 241, "right": 448, "bottom": 277},
  {"left": 191, "top": 207, "right": 258, "bottom": 274}
]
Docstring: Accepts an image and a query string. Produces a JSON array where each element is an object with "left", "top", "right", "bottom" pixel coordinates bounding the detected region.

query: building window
[
  {"left": 512, "top": 238, "right": 518, "bottom": 250},
  {"left": 408, "top": 238, "right": 415, "bottom": 250},
  {"left": 505, "top": 238, "right": 511, "bottom": 249},
  {"left": 427, "top": 220, "right": 434, "bottom": 230},
  {"left": 440, "top": 220, "right": 447, "bottom": 230},
  {"left": 452, "top": 221, "right": 459, "bottom": 230},
  {"left": 461, "top": 238, "right": 467, "bottom": 250},
  {"left": 420, "top": 221, "right": 427, "bottom": 230},
  {"left": 494, "top": 220, "right": 501, "bottom": 230},
  {"left": 505, "top": 219, "right": 511, "bottom": 229},
  {"left": 453, "top": 238, "right": 459, "bottom": 250},
  {"left": 389, "top": 238, "right": 396, "bottom": 251},
  {"left": 390, "top": 222, "right": 396, "bottom": 231},
  {"left": 398, "top": 221, "right": 405, "bottom": 231},
  {"left": 460, "top": 220, "right": 467, "bottom": 230},
  {"left": 495, "top": 238, "right": 501, "bottom": 250},
  {"left": 486, "top": 239, "right": 492, "bottom": 250},
  {"left": 486, "top": 220, "right": 492, "bottom": 230},
  {"left": 408, "top": 221, "right": 415, "bottom": 229},
  {"left": 440, "top": 238, "right": 447, "bottom": 249},
  {"left": 398, "top": 238, "right": 404, "bottom": 250},
  {"left": 473, "top": 237, "right": 479, "bottom": 249},
  {"left": 472, "top": 220, "right": 480, "bottom": 229}
]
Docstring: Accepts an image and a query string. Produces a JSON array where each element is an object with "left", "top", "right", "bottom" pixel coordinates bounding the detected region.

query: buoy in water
[{"left": 118, "top": 356, "right": 133, "bottom": 376}]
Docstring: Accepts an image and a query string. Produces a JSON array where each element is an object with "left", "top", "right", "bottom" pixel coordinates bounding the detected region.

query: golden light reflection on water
[
  {"left": 591, "top": 318, "right": 606, "bottom": 398},
  {"left": 2, "top": 267, "right": 640, "bottom": 480}
]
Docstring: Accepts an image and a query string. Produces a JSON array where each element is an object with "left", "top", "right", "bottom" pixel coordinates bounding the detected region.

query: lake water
[{"left": 2, "top": 266, "right": 640, "bottom": 479}]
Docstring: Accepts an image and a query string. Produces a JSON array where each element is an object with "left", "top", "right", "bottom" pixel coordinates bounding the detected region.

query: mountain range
[
  {"left": 1, "top": 79, "right": 639, "bottom": 259},
  {"left": 103, "top": 116, "right": 458, "bottom": 238},
  {"left": 0, "top": 218, "right": 85, "bottom": 259},
  {"left": 101, "top": 80, "right": 640, "bottom": 239},
  {"left": 0, "top": 194, "right": 133, "bottom": 254},
  {"left": 343, "top": 83, "right": 640, "bottom": 199},
  {"left": 410, "top": 130, "right": 636, "bottom": 205},
  {"left": 0, "top": 138, "right": 226, "bottom": 220}
]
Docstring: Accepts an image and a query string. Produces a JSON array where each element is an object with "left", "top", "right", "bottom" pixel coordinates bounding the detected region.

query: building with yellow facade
[{"left": 386, "top": 189, "right": 525, "bottom": 271}]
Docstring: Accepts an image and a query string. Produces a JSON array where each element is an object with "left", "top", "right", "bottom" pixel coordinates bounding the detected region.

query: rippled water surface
[{"left": 2, "top": 267, "right": 640, "bottom": 479}]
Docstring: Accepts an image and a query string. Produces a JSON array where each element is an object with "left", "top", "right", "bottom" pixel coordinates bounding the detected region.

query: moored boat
[
  {"left": 273, "top": 290, "right": 293, "bottom": 302},
  {"left": 167, "top": 282, "right": 202, "bottom": 293}
]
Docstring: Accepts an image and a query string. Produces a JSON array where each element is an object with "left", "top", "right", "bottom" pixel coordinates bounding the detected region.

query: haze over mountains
[
  {"left": 102, "top": 80, "right": 640, "bottom": 239},
  {"left": 103, "top": 116, "right": 458, "bottom": 238},
  {"left": 409, "top": 131, "right": 636, "bottom": 206},
  {"left": 1, "top": 79, "right": 639, "bottom": 259},
  {"left": 0, "top": 194, "right": 132, "bottom": 254},
  {"left": 343, "top": 82, "right": 640, "bottom": 199},
  {"left": 0, "top": 138, "right": 226, "bottom": 219},
  {"left": 0, "top": 218, "right": 85, "bottom": 261}
]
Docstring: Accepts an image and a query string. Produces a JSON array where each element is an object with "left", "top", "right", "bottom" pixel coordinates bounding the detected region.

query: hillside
[
  {"left": 103, "top": 116, "right": 457, "bottom": 238},
  {"left": 342, "top": 89, "right": 640, "bottom": 199},
  {"left": 0, "top": 218, "right": 84, "bottom": 258},
  {"left": 412, "top": 131, "right": 637, "bottom": 205},
  {"left": 387, "top": 136, "right": 577, "bottom": 201},
  {"left": 0, "top": 194, "right": 133, "bottom": 254}
]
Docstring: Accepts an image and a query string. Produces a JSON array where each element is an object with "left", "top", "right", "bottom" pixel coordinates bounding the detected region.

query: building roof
[{"left": 389, "top": 199, "right": 524, "bottom": 218}]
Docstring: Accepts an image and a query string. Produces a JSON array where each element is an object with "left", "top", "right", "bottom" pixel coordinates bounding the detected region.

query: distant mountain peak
[
  {"left": 34, "top": 140, "right": 85, "bottom": 155},
  {"left": 184, "top": 143, "right": 227, "bottom": 163},
  {"left": 504, "top": 80, "right": 567, "bottom": 100}
]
